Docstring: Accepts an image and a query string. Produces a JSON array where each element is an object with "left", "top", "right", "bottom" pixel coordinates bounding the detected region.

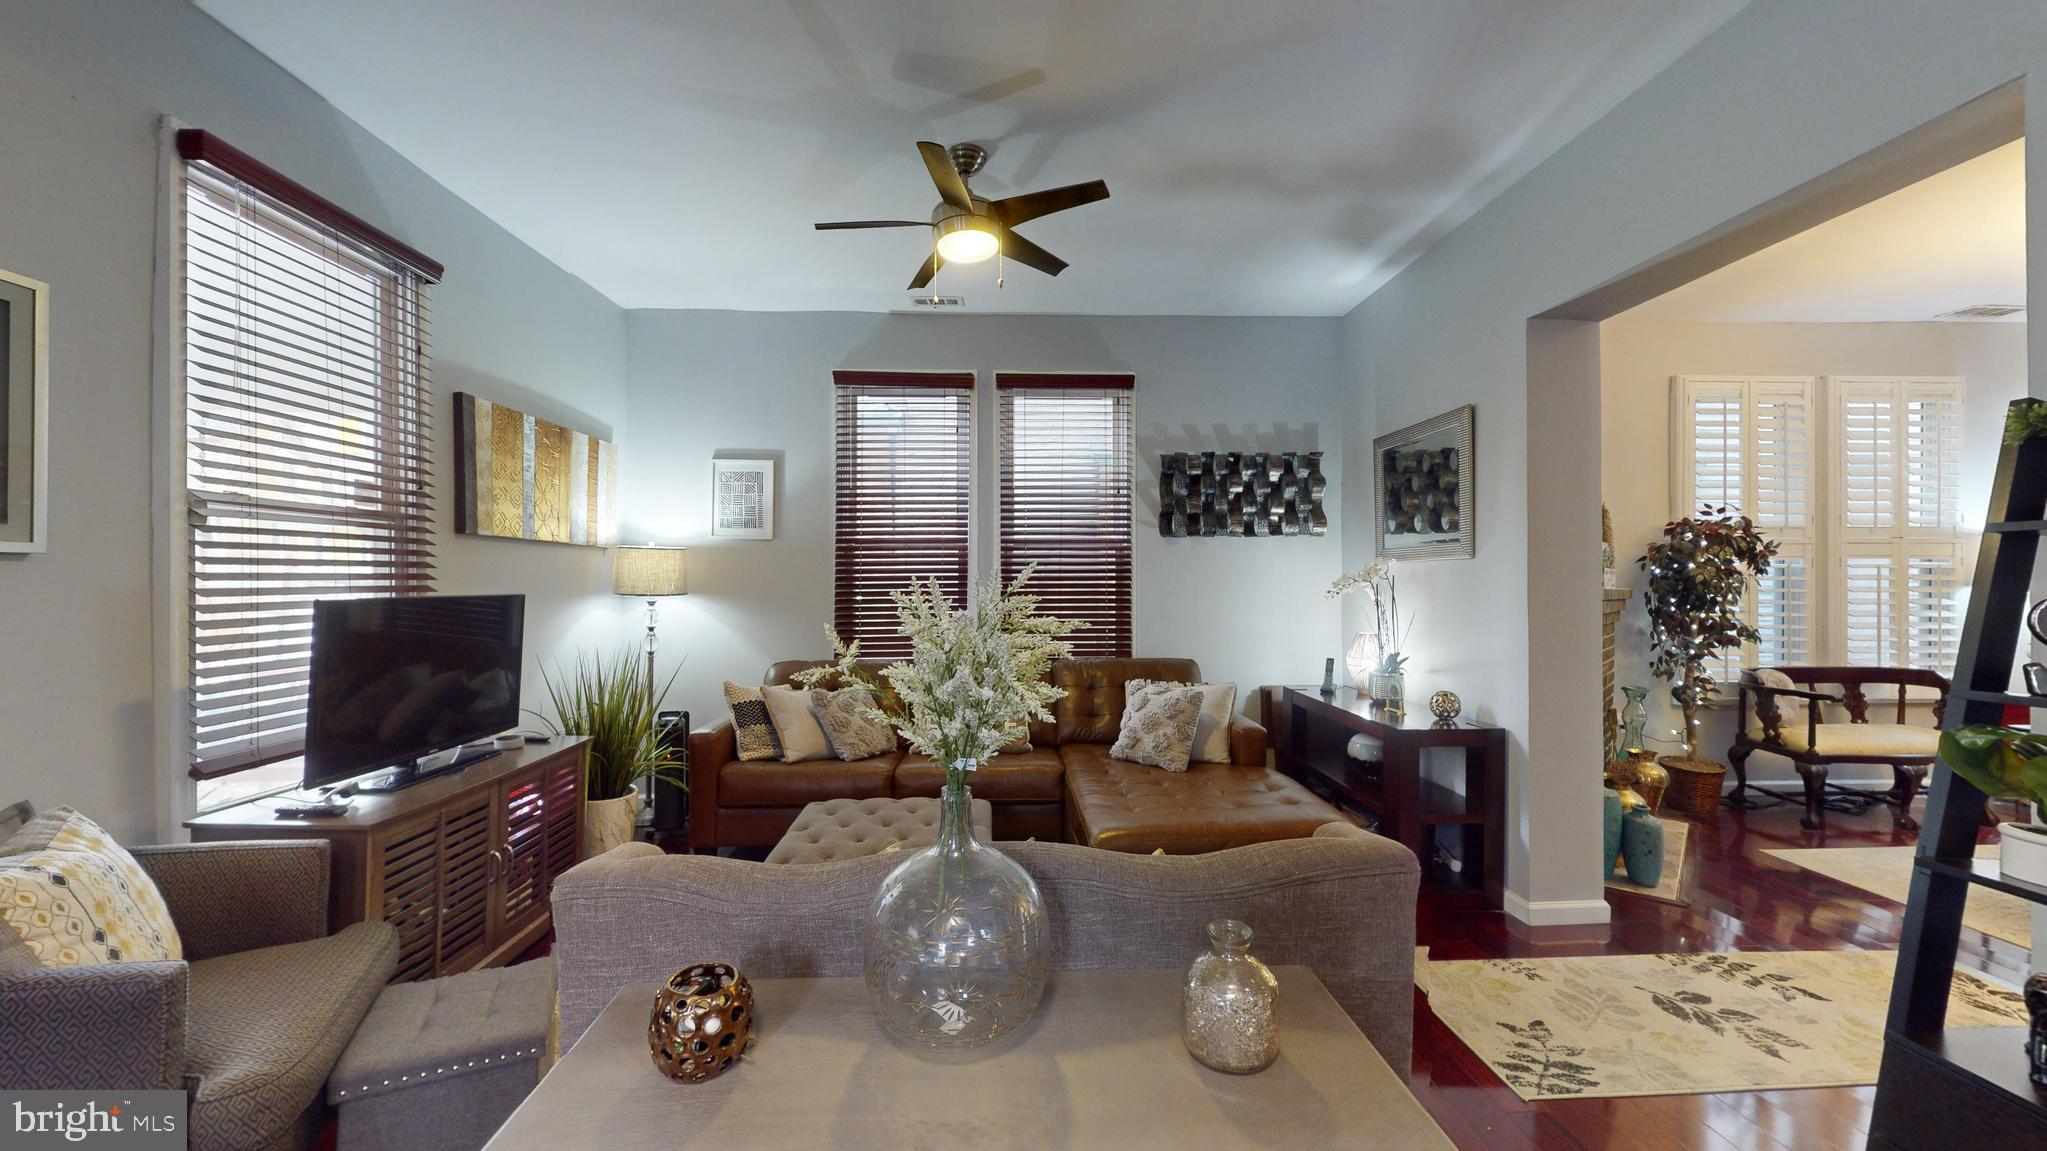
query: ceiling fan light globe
[{"left": 933, "top": 216, "right": 998, "bottom": 264}]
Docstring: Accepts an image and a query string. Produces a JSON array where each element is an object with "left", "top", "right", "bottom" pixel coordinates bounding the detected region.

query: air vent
[
  {"left": 910, "top": 295, "right": 965, "bottom": 308},
  {"left": 1940, "top": 304, "right": 2026, "bottom": 319}
]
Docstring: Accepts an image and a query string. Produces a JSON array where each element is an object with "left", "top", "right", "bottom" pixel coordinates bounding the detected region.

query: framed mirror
[
  {"left": 1374, "top": 403, "right": 1474, "bottom": 560},
  {"left": 0, "top": 266, "right": 48, "bottom": 554}
]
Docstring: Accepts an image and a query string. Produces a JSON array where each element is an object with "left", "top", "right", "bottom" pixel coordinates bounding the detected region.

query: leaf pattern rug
[
  {"left": 1422, "top": 950, "right": 2026, "bottom": 1100},
  {"left": 1764, "top": 844, "right": 2031, "bottom": 948}
]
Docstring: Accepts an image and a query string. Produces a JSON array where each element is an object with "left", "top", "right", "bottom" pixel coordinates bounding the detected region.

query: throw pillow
[
  {"left": 1126, "top": 679, "right": 1237, "bottom": 763},
  {"left": 0, "top": 807, "right": 182, "bottom": 968},
  {"left": 723, "top": 682, "right": 783, "bottom": 762},
  {"left": 809, "top": 687, "right": 896, "bottom": 761},
  {"left": 762, "top": 684, "right": 833, "bottom": 763},
  {"left": 1109, "top": 684, "right": 1206, "bottom": 773}
]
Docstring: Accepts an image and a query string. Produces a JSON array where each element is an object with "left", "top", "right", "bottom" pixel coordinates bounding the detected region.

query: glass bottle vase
[
  {"left": 1183, "top": 918, "right": 1280, "bottom": 1073},
  {"left": 864, "top": 778, "right": 1049, "bottom": 1049},
  {"left": 1618, "top": 685, "right": 1649, "bottom": 755}
]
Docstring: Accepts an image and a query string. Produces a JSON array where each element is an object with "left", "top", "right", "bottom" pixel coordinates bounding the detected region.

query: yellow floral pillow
[{"left": 0, "top": 808, "right": 182, "bottom": 967}]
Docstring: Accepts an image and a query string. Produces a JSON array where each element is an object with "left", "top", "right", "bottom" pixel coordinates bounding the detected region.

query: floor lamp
[{"left": 614, "top": 544, "right": 688, "bottom": 837}]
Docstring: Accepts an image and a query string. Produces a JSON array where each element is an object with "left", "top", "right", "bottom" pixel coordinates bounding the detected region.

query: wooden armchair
[{"left": 1727, "top": 666, "right": 1950, "bottom": 831}]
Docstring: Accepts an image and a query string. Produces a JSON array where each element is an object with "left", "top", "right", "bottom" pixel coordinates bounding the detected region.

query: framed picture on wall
[
  {"left": 1374, "top": 403, "right": 1475, "bottom": 560},
  {"left": 712, "top": 457, "right": 776, "bottom": 539},
  {"left": 0, "top": 265, "right": 50, "bottom": 555}
]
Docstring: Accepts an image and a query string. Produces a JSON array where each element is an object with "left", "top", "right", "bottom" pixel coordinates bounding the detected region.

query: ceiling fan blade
[
  {"left": 917, "top": 140, "right": 974, "bottom": 212},
  {"left": 997, "top": 227, "right": 1067, "bottom": 277},
  {"left": 815, "top": 220, "right": 931, "bottom": 230},
  {"left": 908, "top": 251, "right": 945, "bottom": 290},
  {"left": 990, "top": 179, "right": 1109, "bottom": 228}
]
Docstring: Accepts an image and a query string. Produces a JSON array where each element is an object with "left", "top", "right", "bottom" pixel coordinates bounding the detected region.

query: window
[
  {"left": 1670, "top": 374, "right": 1964, "bottom": 681},
  {"left": 997, "top": 374, "right": 1135, "bottom": 658},
  {"left": 178, "top": 131, "right": 439, "bottom": 809},
  {"left": 832, "top": 371, "right": 973, "bottom": 658}
]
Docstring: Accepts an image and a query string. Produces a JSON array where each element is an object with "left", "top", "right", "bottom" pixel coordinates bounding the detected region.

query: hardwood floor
[{"left": 1410, "top": 795, "right": 2019, "bottom": 1151}]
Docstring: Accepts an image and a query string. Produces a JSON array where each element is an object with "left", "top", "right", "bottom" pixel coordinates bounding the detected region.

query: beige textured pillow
[
  {"left": 0, "top": 808, "right": 182, "bottom": 968},
  {"left": 763, "top": 684, "right": 833, "bottom": 763},
  {"left": 1109, "top": 685, "right": 1206, "bottom": 773},
  {"left": 723, "top": 682, "right": 783, "bottom": 762},
  {"left": 1127, "top": 679, "right": 1237, "bottom": 763},
  {"left": 810, "top": 687, "right": 896, "bottom": 761}
]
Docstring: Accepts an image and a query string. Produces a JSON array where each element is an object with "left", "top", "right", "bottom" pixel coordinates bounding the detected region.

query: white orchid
[{"left": 1324, "top": 556, "right": 1409, "bottom": 672}]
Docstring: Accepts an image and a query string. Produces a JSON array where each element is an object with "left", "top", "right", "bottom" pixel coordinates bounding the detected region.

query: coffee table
[{"left": 488, "top": 966, "right": 1451, "bottom": 1150}]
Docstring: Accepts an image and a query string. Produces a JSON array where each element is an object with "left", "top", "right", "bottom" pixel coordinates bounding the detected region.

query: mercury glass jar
[{"left": 1183, "top": 918, "right": 1280, "bottom": 1073}]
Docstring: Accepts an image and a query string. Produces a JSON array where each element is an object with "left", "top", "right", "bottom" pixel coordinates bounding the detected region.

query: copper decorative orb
[
  {"left": 648, "top": 962, "right": 755, "bottom": 1082},
  {"left": 1427, "top": 690, "right": 1462, "bottom": 724}
]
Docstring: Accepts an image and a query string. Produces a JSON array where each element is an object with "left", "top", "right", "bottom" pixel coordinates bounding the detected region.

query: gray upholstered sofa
[
  {"left": 552, "top": 822, "right": 1420, "bottom": 1067},
  {"left": 0, "top": 826, "right": 398, "bottom": 1151}
]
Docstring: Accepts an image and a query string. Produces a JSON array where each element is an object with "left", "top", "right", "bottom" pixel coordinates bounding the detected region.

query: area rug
[
  {"left": 1421, "top": 949, "right": 2026, "bottom": 1100},
  {"left": 1603, "top": 816, "right": 1689, "bottom": 905},
  {"left": 1764, "top": 844, "right": 2032, "bottom": 948}
]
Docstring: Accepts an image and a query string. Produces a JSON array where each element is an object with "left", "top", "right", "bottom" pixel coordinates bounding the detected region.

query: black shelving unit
[{"left": 1869, "top": 403, "right": 2047, "bottom": 1148}]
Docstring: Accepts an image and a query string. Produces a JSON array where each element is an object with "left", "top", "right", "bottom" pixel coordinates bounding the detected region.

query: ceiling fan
[{"left": 815, "top": 141, "right": 1110, "bottom": 290}]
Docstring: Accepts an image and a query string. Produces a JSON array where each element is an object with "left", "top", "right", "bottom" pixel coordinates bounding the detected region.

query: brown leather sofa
[{"left": 689, "top": 657, "right": 1342, "bottom": 854}]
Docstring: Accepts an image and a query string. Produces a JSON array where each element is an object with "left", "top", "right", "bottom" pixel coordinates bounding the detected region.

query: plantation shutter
[
  {"left": 1828, "top": 377, "right": 1965, "bottom": 675},
  {"left": 832, "top": 371, "right": 974, "bottom": 659},
  {"left": 996, "top": 374, "right": 1135, "bottom": 658},
  {"left": 1671, "top": 376, "right": 1815, "bottom": 681},
  {"left": 179, "top": 130, "right": 439, "bottom": 780}
]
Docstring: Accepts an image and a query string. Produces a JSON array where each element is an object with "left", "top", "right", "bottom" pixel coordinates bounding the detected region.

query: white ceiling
[
  {"left": 196, "top": 0, "right": 1743, "bottom": 316},
  {"left": 1626, "top": 139, "right": 2027, "bottom": 324}
]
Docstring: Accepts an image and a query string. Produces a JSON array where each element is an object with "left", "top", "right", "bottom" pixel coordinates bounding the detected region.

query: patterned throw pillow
[
  {"left": 724, "top": 682, "right": 783, "bottom": 762},
  {"left": 810, "top": 687, "right": 896, "bottom": 761},
  {"left": 1109, "top": 684, "right": 1206, "bottom": 773},
  {"left": 0, "top": 807, "right": 182, "bottom": 968},
  {"left": 1125, "top": 679, "right": 1237, "bottom": 763}
]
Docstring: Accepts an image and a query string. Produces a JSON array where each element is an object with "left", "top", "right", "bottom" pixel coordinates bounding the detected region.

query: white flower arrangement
[
  {"left": 1326, "top": 556, "right": 1409, "bottom": 675},
  {"left": 797, "top": 566, "right": 1081, "bottom": 789}
]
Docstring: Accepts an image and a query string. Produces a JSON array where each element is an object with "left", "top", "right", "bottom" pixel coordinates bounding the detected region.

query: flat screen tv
[{"left": 304, "top": 594, "right": 525, "bottom": 792}]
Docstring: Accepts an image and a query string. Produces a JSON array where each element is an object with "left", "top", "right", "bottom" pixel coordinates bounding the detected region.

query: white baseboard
[{"left": 1503, "top": 890, "right": 1613, "bottom": 926}]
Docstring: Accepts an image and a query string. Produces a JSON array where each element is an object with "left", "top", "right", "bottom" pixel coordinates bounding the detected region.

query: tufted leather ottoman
[
  {"left": 765, "top": 796, "right": 996, "bottom": 864},
  {"left": 1060, "top": 744, "right": 1344, "bottom": 854}
]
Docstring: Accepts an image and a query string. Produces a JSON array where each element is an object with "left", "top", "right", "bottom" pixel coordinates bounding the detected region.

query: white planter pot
[
  {"left": 1998, "top": 820, "right": 2047, "bottom": 887},
  {"left": 582, "top": 794, "right": 638, "bottom": 860}
]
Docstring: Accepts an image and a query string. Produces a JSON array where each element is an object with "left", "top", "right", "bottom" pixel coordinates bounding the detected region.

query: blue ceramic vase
[
  {"left": 1602, "top": 792, "right": 1624, "bottom": 879},
  {"left": 1621, "top": 809, "right": 1665, "bottom": 887}
]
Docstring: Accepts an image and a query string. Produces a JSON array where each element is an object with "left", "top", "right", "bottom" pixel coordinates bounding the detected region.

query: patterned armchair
[
  {"left": 0, "top": 816, "right": 397, "bottom": 1151},
  {"left": 1727, "top": 667, "right": 1950, "bottom": 831}
]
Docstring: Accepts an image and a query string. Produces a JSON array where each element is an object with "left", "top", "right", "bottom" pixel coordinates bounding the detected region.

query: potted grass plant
[
  {"left": 534, "top": 650, "right": 683, "bottom": 858},
  {"left": 1939, "top": 725, "right": 2047, "bottom": 885}
]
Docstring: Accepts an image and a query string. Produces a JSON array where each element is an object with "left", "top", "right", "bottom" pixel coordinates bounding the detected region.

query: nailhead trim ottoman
[
  {"left": 327, "top": 957, "right": 556, "bottom": 1151},
  {"left": 765, "top": 796, "right": 996, "bottom": 864}
]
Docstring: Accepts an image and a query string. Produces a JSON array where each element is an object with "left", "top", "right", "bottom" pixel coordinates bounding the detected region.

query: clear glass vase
[
  {"left": 1619, "top": 685, "right": 1649, "bottom": 755},
  {"left": 864, "top": 778, "right": 1049, "bottom": 1049},
  {"left": 1183, "top": 918, "right": 1280, "bottom": 1073}
]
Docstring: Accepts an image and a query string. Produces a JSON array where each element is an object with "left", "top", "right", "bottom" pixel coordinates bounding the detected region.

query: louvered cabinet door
[
  {"left": 540, "top": 750, "right": 583, "bottom": 899},
  {"left": 374, "top": 814, "right": 444, "bottom": 983},
  {"left": 493, "top": 766, "right": 550, "bottom": 944},
  {"left": 435, "top": 791, "right": 496, "bottom": 975}
]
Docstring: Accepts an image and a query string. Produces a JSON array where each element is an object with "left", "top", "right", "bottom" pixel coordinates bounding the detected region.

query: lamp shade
[{"left": 614, "top": 545, "right": 687, "bottom": 597}]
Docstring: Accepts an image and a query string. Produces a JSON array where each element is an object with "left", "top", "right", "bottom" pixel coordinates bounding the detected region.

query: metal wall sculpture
[{"left": 1158, "top": 450, "right": 1326, "bottom": 537}]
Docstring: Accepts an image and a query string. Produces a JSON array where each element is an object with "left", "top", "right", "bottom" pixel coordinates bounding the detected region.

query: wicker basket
[{"left": 1659, "top": 755, "right": 1726, "bottom": 816}]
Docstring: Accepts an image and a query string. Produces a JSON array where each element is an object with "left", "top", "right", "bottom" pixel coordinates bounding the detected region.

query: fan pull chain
[
  {"left": 997, "top": 248, "right": 1005, "bottom": 290},
  {"left": 931, "top": 232, "right": 941, "bottom": 306}
]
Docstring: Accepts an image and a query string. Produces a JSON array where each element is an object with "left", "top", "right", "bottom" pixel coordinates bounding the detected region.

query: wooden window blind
[
  {"left": 996, "top": 374, "right": 1134, "bottom": 658},
  {"left": 180, "top": 132, "right": 438, "bottom": 782},
  {"left": 832, "top": 371, "right": 974, "bottom": 658}
]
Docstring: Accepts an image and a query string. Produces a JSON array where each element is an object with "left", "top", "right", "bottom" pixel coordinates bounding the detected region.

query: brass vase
[
  {"left": 1604, "top": 756, "right": 1647, "bottom": 812},
  {"left": 1629, "top": 752, "right": 1668, "bottom": 814}
]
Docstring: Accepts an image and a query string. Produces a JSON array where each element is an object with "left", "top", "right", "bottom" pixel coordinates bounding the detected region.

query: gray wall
[
  {"left": 1339, "top": 0, "right": 2047, "bottom": 922},
  {"left": 0, "top": 1, "right": 628, "bottom": 841},
  {"left": 620, "top": 310, "right": 1345, "bottom": 726}
]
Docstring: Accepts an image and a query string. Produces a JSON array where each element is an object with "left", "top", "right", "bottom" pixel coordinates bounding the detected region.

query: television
[{"left": 304, "top": 594, "right": 526, "bottom": 792}]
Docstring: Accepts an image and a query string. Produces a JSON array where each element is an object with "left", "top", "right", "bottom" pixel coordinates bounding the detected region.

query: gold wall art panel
[{"left": 455, "top": 391, "right": 618, "bottom": 547}]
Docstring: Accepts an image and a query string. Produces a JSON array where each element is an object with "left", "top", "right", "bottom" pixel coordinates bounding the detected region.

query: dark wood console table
[
  {"left": 1276, "top": 687, "right": 1506, "bottom": 909},
  {"left": 187, "top": 737, "right": 587, "bottom": 982}
]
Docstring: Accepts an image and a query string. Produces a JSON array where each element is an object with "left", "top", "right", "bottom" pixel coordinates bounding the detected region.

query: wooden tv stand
[{"left": 187, "top": 737, "right": 587, "bottom": 983}]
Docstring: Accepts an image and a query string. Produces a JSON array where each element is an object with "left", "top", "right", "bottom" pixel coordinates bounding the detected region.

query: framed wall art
[
  {"left": 453, "top": 391, "right": 619, "bottom": 546},
  {"left": 712, "top": 457, "right": 775, "bottom": 539},
  {"left": 1374, "top": 404, "right": 1474, "bottom": 560},
  {"left": 0, "top": 266, "right": 49, "bottom": 554}
]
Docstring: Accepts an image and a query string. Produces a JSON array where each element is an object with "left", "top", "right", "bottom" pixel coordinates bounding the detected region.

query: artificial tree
[{"left": 1637, "top": 506, "right": 1780, "bottom": 760}]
